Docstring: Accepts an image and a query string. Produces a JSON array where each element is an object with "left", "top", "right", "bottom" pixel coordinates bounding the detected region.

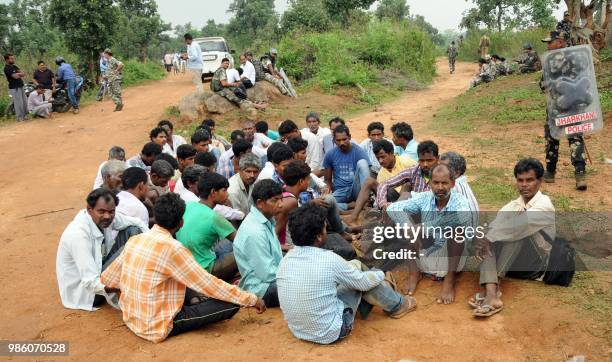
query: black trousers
[
  {"left": 544, "top": 123, "right": 586, "bottom": 174},
  {"left": 168, "top": 288, "right": 240, "bottom": 337},
  {"left": 262, "top": 282, "right": 279, "bottom": 308}
]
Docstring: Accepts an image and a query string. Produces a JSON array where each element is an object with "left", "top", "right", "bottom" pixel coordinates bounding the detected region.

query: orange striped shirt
[{"left": 101, "top": 225, "right": 257, "bottom": 343}]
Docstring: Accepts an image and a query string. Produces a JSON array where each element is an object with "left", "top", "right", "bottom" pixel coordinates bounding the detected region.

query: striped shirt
[
  {"left": 101, "top": 225, "right": 257, "bottom": 343},
  {"left": 376, "top": 165, "right": 430, "bottom": 209},
  {"left": 276, "top": 246, "right": 384, "bottom": 344}
]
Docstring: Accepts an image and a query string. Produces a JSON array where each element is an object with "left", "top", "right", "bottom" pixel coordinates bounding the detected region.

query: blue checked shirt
[
  {"left": 216, "top": 149, "right": 235, "bottom": 179},
  {"left": 276, "top": 246, "right": 384, "bottom": 344},
  {"left": 387, "top": 190, "right": 471, "bottom": 254}
]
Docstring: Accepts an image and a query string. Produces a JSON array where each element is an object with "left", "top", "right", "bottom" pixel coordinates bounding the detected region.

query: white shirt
[
  {"left": 486, "top": 191, "right": 555, "bottom": 252},
  {"left": 302, "top": 127, "right": 331, "bottom": 148},
  {"left": 227, "top": 68, "right": 241, "bottom": 84},
  {"left": 177, "top": 188, "right": 245, "bottom": 220},
  {"left": 240, "top": 61, "right": 256, "bottom": 84},
  {"left": 116, "top": 191, "right": 149, "bottom": 226},
  {"left": 28, "top": 91, "right": 48, "bottom": 111},
  {"left": 93, "top": 162, "right": 106, "bottom": 189},
  {"left": 162, "top": 135, "right": 187, "bottom": 158},
  {"left": 228, "top": 173, "right": 252, "bottom": 215},
  {"left": 253, "top": 132, "right": 274, "bottom": 149},
  {"left": 256, "top": 162, "right": 275, "bottom": 183},
  {"left": 300, "top": 130, "right": 324, "bottom": 172},
  {"left": 56, "top": 210, "right": 147, "bottom": 311},
  {"left": 186, "top": 42, "right": 203, "bottom": 70}
]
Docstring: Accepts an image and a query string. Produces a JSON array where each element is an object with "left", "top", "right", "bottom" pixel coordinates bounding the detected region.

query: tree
[
  {"left": 460, "top": 0, "right": 557, "bottom": 32},
  {"left": 2, "top": 0, "right": 61, "bottom": 58},
  {"left": 226, "top": 0, "right": 277, "bottom": 39},
  {"left": 410, "top": 15, "right": 444, "bottom": 46},
  {"left": 281, "top": 0, "right": 332, "bottom": 33},
  {"left": 48, "top": 0, "right": 118, "bottom": 75},
  {"left": 323, "top": 0, "right": 376, "bottom": 23},
  {"left": 200, "top": 19, "right": 226, "bottom": 37},
  {"left": 375, "top": 0, "right": 410, "bottom": 22},
  {"left": 114, "top": 0, "right": 169, "bottom": 61},
  {"left": 563, "top": 0, "right": 611, "bottom": 57}
]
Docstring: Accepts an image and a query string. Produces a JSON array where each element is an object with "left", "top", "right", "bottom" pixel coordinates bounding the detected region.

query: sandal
[
  {"left": 473, "top": 304, "right": 503, "bottom": 318},
  {"left": 389, "top": 295, "right": 417, "bottom": 319},
  {"left": 468, "top": 291, "right": 502, "bottom": 309}
]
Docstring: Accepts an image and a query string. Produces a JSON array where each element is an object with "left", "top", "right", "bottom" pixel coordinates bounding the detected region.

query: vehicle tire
[{"left": 53, "top": 102, "right": 71, "bottom": 113}]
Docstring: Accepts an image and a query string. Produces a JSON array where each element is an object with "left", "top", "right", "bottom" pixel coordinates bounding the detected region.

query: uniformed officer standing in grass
[
  {"left": 103, "top": 48, "right": 124, "bottom": 112},
  {"left": 540, "top": 31, "right": 587, "bottom": 190}
]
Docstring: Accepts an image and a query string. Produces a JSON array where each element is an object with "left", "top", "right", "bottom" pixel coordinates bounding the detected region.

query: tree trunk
[{"left": 497, "top": 3, "right": 503, "bottom": 32}]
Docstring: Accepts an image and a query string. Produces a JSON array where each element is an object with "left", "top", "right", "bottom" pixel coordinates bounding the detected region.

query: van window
[{"left": 199, "top": 40, "right": 228, "bottom": 52}]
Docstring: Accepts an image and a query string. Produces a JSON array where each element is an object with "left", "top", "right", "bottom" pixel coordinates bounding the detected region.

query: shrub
[
  {"left": 121, "top": 60, "right": 166, "bottom": 87},
  {"left": 278, "top": 20, "right": 436, "bottom": 92}
]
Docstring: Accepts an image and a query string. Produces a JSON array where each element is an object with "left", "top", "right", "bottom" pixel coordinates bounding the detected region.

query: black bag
[
  {"left": 505, "top": 231, "right": 575, "bottom": 287},
  {"left": 540, "top": 232, "right": 576, "bottom": 287}
]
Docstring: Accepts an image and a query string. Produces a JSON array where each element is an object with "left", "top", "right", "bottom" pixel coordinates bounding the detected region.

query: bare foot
[
  {"left": 345, "top": 215, "right": 358, "bottom": 227},
  {"left": 437, "top": 277, "right": 456, "bottom": 305},
  {"left": 402, "top": 271, "right": 422, "bottom": 296},
  {"left": 345, "top": 225, "right": 363, "bottom": 234}
]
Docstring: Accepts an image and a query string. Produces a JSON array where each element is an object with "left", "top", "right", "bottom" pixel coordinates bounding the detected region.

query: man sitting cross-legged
[
  {"left": 127, "top": 142, "right": 162, "bottom": 173},
  {"left": 276, "top": 204, "right": 416, "bottom": 345},
  {"left": 439, "top": 151, "right": 480, "bottom": 228},
  {"left": 347, "top": 139, "right": 415, "bottom": 225},
  {"left": 101, "top": 193, "right": 265, "bottom": 343},
  {"left": 56, "top": 188, "right": 147, "bottom": 311},
  {"left": 93, "top": 146, "right": 126, "bottom": 189},
  {"left": 176, "top": 172, "right": 239, "bottom": 282},
  {"left": 234, "top": 180, "right": 284, "bottom": 307},
  {"left": 276, "top": 160, "right": 357, "bottom": 259},
  {"left": 376, "top": 140, "right": 439, "bottom": 211},
  {"left": 359, "top": 121, "right": 392, "bottom": 174},
  {"left": 471, "top": 158, "right": 555, "bottom": 318},
  {"left": 228, "top": 152, "right": 261, "bottom": 215},
  {"left": 387, "top": 163, "right": 472, "bottom": 303},
  {"left": 391, "top": 122, "right": 419, "bottom": 162},
  {"left": 323, "top": 125, "right": 371, "bottom": 211}
]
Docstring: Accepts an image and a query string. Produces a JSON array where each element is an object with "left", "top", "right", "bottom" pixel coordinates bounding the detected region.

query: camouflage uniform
[
  {"left": 261, "top": 55, "right": 289, "bottom": 95},
  {"left": 106, "top": 57, "right": 124, "bottom": 106},
  {"left": 211, "top": 67, "right": 254, "bottom": 112},
  {"left": 518, "top": 50, "right": 540, "bottom": 74},
  {"left": 447, "top": 45, "right": 458, "bottom": 73},
  {"left": 251, "top": 59, "right": 266, "bottom": 82},
  {"left": 556, "top": 20, "right": 573, "bottom": 46},
  {"left": 470, "top": 63, "right": 495, "bottom": 88}
]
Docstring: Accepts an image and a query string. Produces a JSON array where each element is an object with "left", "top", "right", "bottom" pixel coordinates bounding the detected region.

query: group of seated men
[{"left": 56, "top": 114, "right": 556, "bottom": 344}]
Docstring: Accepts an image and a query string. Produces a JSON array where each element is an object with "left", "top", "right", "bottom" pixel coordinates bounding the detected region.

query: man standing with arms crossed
[
  {"left": 103, "top": 48, "right": 124, "bottom": 112},
  {"left": 3, "top": 53, "right": 28, "bottom": 122},
  {"left": 184, "top": 33, "right": 203, "bottom": 92}
]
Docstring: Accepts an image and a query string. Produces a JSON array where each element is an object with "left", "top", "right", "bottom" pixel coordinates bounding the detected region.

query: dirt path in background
[{"left": 0, "top": 60, "right": 607, "bottom": 361}]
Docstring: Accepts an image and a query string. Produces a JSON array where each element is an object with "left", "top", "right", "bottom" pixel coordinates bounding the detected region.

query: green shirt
[
  {"left": 234, "top": 206, "right": 282, "bottom": 297},
  {"left": 211, "top": 67, "right": 226, "bottom": 92},
  {"left": 176, "top": 202, "right": 235, "bottom": 272}
]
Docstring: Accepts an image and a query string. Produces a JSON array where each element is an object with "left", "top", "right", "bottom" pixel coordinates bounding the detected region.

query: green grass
[{"left": 164, "top": 105, "right": 180, "bottom": 118}]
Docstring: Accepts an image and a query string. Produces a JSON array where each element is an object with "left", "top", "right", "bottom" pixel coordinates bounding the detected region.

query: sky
[{"left": 155, "top": 0, "right": 473, "bottom": 32}]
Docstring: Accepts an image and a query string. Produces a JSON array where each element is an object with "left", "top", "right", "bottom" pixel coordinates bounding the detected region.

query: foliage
[
  {"left": 375, "top": 0, "right": 410, "bottom": 22},
  {"left": 323, "top": 0, "right": 376, "bottom": 23},
  {"left": 201, "top": 19, "right": 227, "bottom": 37},
  {"left": 48, "top": 0, "right": 119, "bottom": 75},
  {"left": 278, "top": 20, "right": 436, "bottom": 92},
  {"left": 460, "top": 0, "right": 558, "bottom": 31},
  {"left": 113, "top": 0, "right": 171, "bottom": 61},
  {"left": 280, "top": 0, "right": 332, "bottom": 33},
  {"left": 409, "top": 14, "right": 444, "bottom": 46},
  {"left": 120, "top": 60, "right": 166, "bottom": 87},
  {"left": 226, "top": 0, "right": 279, "bottom": 51},
  {"left": 457, "top": 28, "right": 550, "bottom": 61}
]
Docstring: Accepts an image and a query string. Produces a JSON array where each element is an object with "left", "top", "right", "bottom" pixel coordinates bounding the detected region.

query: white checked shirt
[{"left": 276, "top": 246, "right": 384, "bottom": 344}]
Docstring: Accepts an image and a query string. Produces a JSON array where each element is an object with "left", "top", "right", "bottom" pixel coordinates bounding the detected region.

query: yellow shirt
[{"left": 377, "top": 156, "right": 416, "bottom": 192}]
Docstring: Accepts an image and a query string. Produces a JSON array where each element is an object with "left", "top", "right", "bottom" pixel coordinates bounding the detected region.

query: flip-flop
[
  {"left": 468, "top": 291, "right": 502, "bottom": 309},
  {"left": 389, "top": 295, "right": 417, "bottom": 319},
  {"left": 473, "top": 304, "right": 504, "bottom": 318}
]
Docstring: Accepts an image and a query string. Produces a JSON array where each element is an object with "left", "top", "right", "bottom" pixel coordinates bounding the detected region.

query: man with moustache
[
  {"left": 56, "top": 189, "right": 148, "bottom": 311},
  {"left": 387, "top": 163, "right": 471, "bottom": 304},
  {"left": 228, "top": 153, "right": 262, "bottom": 215}
]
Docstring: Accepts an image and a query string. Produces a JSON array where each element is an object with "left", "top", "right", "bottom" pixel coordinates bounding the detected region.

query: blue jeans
[
  {"left": 66, "top": 78, "right": 79, "bottom": 109},
  {"left": 332, "top": 159, "right": 370, "bottom": 210},
  {"left": 335, "top": 260, "right": 404, "bottom": 341}
]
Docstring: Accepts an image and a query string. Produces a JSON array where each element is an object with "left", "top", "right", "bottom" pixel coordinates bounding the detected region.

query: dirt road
[{"left": 0, "top": 61, "right": 606, "bottom": 361}]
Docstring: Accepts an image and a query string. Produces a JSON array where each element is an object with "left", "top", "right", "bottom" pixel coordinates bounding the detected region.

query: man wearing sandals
[
  {"left": 386, "top": 163, "right": 472, "bottom": 304},
  {"left": 472, "top": 158, "right": 555, "bottom": 317},
  {"left": 276, "top": 204, "right": 416, "bottom": 345}
]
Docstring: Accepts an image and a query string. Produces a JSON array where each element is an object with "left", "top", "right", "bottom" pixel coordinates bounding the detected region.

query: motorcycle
[{"left": 4, "top": 75, "right": 89, "bottom": 117}]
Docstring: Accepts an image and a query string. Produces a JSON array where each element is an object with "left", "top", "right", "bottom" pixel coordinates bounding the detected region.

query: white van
[{"left": 195, "top": 37, "right": 235, "bottom": 77}]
